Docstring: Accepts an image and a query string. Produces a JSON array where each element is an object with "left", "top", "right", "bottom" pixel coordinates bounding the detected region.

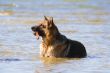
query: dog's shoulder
[{"left": 55, "top": 34, "right": 67, "bottom": 44}]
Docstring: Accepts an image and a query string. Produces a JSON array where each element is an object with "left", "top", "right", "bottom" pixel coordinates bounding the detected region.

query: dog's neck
[
  {"left": 42, "top": 32, "right": 68, "bottom": 47},
  {"left": 42, "top": 32, "right": 60, "bottom": 46}
]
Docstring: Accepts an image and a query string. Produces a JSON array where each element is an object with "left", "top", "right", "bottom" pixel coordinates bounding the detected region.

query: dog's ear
[
  {"left": 50, "top": 17, "right": 53, "bottom": 24},
  {"left": 44, "top": 16, "right": 54, "bottom": 28},
  {"left": 44, "top": 16, "right": 48, "bottom": 21},
  {"left": 48, "top": 17, "right": 55, "bottom": 28}
]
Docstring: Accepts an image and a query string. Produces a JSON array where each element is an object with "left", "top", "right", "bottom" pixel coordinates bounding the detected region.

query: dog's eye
[
  {"left": 42, "top": 25, "right": 46, "bottom": 28},
  {"left": 40, "top": 24, "right": 46, "bottom": 28}
]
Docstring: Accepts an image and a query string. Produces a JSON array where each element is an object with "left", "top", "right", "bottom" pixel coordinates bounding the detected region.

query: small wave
[
  {"left": 87, "top": 56, "right": 101, "bottom": 59},
  {"left": 0, "top": 58, "right": 20, "bottom": 62},
  {"left": 0, "top": 3, "right": 17, "bottom": 7}
]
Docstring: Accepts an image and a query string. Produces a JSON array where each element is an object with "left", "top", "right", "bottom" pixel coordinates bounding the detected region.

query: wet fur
[{"left": 31, "top": 16, "right": 87, "bottom": 58}]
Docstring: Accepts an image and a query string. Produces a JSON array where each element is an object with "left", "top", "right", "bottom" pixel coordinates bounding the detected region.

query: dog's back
[{"left": 66, "top": 39, "right": 87, "bottom": 58}]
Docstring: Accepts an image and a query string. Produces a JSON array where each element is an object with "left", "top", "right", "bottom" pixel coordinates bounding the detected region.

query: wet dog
[{"left": 31, "top": 16, "right": 87, "bottom": 58}]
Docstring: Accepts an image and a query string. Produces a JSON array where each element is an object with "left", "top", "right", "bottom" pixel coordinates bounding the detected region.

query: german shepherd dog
[{"left": 31, "top": 16, "right": 87, "bottom": 58}]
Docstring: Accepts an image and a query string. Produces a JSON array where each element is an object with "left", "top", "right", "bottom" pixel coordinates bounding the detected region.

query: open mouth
[
  {"left": 33, "top": 31, "right": 40, "bottom": 40},
  {"left": 33, "top": 32, "right": 36, "bottom": 36}
]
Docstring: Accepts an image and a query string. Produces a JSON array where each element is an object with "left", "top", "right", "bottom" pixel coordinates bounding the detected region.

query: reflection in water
[
  {"left": 40, "top": 57, "right": 68, "bottom": 65},
  {"left": 0, "top": 4, "right": 16, "bottom": 7},
  {"left": 0, "top": 3, "right": 16, "bottom": 16},
  {"left": 35, "top": 57, "right": 82, "bottom": 73},
  {"left": 40, "top": 57, "right": 81, "bottom": 65},
  {"left": 0, "top": 11, "right": 13, "bottom": 16},
  {"left": 0, "top": 50, "right": 14, "bottom": 57}
]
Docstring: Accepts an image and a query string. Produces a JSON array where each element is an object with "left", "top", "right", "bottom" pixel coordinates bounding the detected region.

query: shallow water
[{"left": 0, "top": 0, "right": 110, "bottom": 73}]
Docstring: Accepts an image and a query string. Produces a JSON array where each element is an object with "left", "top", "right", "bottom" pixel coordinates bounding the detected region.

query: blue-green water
[{"left": 0, "top": 0, "right": 110, "bottom": 73}]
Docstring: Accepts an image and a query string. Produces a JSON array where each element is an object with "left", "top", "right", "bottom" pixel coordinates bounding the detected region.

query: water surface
[{"left": 0, "top": 0, "right": 110, "bottom": 73}]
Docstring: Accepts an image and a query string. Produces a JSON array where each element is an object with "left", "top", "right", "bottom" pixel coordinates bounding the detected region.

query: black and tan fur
[{"left": 31, "top": 16, "right": 87, "bottom": 58}]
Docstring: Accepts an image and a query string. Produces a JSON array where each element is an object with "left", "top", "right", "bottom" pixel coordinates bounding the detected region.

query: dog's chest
[{"left": 40, "top": 43, "right": 66, "bottom": 57}]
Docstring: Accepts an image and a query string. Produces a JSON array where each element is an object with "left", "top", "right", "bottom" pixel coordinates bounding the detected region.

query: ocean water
[{"left": 0, "top": 0, "right": 110, "bottom": 73}]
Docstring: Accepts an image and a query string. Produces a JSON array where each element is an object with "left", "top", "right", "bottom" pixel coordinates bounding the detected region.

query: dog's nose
[
  {"left": 31, "top": 26, "right": 34, "bottom": 30},
  {"left": 31, "top": 26, "right": 36, "bottom": 31}
]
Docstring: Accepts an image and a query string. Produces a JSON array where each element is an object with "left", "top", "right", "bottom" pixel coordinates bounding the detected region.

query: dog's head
[{"left": 31, "top": 16, "right": 59, "bottom": 40}]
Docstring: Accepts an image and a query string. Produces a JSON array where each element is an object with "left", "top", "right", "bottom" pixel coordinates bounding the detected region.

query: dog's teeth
[
  {"left": 36, "top": 36, "right": 39, "bottom": 40},
  {"left": 33, "top": 32, "right": 36, "bottom": 36},
  {"left": 33, "top": 32, "right": 39, "bottom": 39},
  {"left": 35, "top": 32, "right": 39, "bottom": 40}
]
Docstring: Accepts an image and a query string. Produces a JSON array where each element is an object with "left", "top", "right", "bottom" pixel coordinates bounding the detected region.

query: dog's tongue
[{"left": 35, "top": 32, "right": 39, "bottom": 40}]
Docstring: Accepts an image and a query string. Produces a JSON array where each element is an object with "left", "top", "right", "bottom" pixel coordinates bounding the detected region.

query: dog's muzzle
[{"left": 31, "top": 26, "right": 40, "bottom": 39}]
